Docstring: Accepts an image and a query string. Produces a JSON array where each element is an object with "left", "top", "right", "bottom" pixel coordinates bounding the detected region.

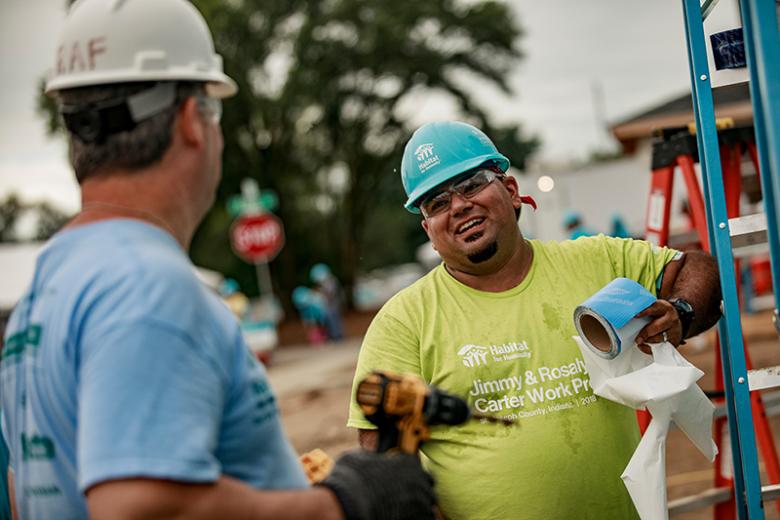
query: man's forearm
[
  {"left": 659, "top": 250, "right": 722, "bottom": 336},
  {"left": 358, "top": 429, "right": 378, "bottom": 451},
  {"left": 87, "top": 476, "right": 344, "bottom": 520}
]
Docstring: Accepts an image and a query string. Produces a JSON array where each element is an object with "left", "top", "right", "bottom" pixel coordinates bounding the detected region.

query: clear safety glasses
[
  {"left": 195, "top": 94, "right": 222, "bottom": 125},
  {"left": 419, "top": 169, "right": 505, "bottom": 218}
]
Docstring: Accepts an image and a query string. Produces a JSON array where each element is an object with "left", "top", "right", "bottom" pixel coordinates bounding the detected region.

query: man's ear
[
  {"left": 502, "top": 175, "right": 523, "bottom": 210},
  {"left": 176, "top": 97, "right": 205, "bottom": 147},
  {"left": 421, "top": 218, "right": 436, "bottom": 249}
]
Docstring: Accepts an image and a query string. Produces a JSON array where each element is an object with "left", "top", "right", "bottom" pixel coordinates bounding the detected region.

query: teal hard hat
[
  {"left": 219, "top": 278, "right": 240, "bottom": 296},
  {"left": 310, "top": 263, "right": 331, "bottom": 283},
  {"left": 292, "top": 286, "right": 312, "bottom": 308},
  {"left": 401, "top": 121, "right": 510, "bottom": 213},
  {"left": 563, "top": 210, "right": 582, "bottom": 227}
]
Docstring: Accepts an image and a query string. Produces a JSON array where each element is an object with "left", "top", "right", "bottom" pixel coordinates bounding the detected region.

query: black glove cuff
[{"left": 315, "top": 480, "right": 362, "bottom": 520}]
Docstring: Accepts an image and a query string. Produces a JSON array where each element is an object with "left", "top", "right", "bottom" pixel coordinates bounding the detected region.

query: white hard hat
[{"left": 45, "top": 0, "right": 237, "bottom": 98}]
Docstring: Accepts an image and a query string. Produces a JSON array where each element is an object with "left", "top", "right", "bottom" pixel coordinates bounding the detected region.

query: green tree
[
  {"left": 0, "top": 195, "right": 23, "bottom": 242},
  {"left": 0, "top": 194, "right": 70, "bottom": 243},
  {"left": 32, "top": 202, "right": 70, "bottom": 241},
  {"left": 191, "top": 0, "right": 538, "bottom": 304},
  {"left": 40, "top": 0, "right": 538, "bottom": 308}
]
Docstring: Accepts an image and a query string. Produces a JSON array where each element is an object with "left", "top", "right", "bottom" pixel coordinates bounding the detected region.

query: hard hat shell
[
  {"left": 401, "top": 121, "right": 510, "bottom": 213},
  {"left": 292, "top": 286, "right": 327, "bottom": 321},
  {"left": 45, "top": 0, "right": 237, "bottom": 98},
  {"left": 310, "top": 263, "right": 332, "bottom": 283},
  {"left": 562, "top": 210, "right": 582, "bottom": 227},
  {"left": 292, "top": 286, "right": 313, "bottom": 308},
  {"left": 219, "top": 278, "right": 240, "bottom": 296}
]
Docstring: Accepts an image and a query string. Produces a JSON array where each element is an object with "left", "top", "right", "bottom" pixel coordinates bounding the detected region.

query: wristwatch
[{"left": 668, "top": 298, "right": 695, "bottom": 338}]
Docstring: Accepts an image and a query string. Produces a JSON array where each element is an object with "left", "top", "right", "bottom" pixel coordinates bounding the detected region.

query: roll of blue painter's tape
[{"left": 573, "top": 278, "right": 656, "bottom": 359}]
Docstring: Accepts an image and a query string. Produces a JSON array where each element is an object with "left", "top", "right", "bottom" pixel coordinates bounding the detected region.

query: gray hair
[{"left": 57, "top": 82, "right": 204, "bottom": 183}]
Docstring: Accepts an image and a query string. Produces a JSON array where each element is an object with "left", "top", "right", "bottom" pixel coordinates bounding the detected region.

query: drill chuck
[{"left": 424, "top": 388, "right": 471, "bottom": 426}]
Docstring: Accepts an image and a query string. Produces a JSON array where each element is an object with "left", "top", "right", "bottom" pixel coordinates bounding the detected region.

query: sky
[{"left": 0, "top": 1, "right": 693, "bottom": 213}]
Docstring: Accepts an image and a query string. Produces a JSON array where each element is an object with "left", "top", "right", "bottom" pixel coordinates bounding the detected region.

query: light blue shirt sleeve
[
  {"left": 1, "top": 221, "right": 307, "bottom": 520},
  {"left": 77, "top": 317, "right": 226, "bottom": 491}
]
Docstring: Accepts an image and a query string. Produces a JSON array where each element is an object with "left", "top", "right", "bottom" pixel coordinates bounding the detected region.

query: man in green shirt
[{"left": 348, "top": 121, "right": 722, "bottom": 520}]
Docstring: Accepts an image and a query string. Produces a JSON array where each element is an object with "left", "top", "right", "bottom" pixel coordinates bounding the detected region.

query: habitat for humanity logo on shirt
[
  {"left": 458, "top": 345, "right": 488, "bottom": 367},
  {"left": 457, "top": 341, "right": 531, "bottom": 368}
]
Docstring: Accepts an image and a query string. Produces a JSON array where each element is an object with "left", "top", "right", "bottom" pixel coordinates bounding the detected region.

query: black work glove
[{"left": 317, "top": 449, "right": 436, "bottom": 520}]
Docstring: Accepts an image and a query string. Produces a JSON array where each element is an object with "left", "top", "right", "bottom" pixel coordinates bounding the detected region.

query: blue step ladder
[{"left": 681, "top": 0, "right": 780, "bottom": 517}]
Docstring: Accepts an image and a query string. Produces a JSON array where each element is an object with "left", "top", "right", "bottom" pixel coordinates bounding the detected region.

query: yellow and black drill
[
  {"left": 356, "top": 370, "right": 510, "bottom": 453},
  {"left": 301, "top": 370, "right": 510, "bottom": 482}
]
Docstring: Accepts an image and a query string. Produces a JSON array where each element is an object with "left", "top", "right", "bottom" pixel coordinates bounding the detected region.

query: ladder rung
[
  {"left": 730, "top": 213, "right": 768, "bottom": 250},
  {"left": 668, "top": 487, "right": 731, "bottom": 514},
  {"left": 712, "top": 390, "right": 780, "bottom": 419},
  {"left": 750, "top": 294, "right": 776, "bottom": 312},
  {"left": 667, "top": 484, "right": 780, "bottom": 514},
  {"left": 668, "top": 229, "right": 702, "bottom": 249},
  {"left": 748, "top": 366, "right": 780, "bottom": 391},
  {"left": 763, "top": 483, "right": 780, "bottom": 502},
  {"left": 733, "top": 242, "right": 769, "bottom": 259}
]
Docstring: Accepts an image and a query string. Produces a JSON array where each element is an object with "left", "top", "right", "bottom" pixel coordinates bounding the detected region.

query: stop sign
[{"left": 230, "top": 213, "right": 285, "bottom": 263}]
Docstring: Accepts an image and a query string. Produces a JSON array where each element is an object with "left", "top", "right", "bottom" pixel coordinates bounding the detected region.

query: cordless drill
[
  {"left": 300, "top": 370, "right": 509, "bottom": 482},
  {"left": 356, "top": 370, "right": 509, "bottom": 453}
]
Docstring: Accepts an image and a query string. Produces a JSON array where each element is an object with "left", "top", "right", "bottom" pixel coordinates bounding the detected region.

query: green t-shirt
[{"left": 348, "top": 235, "right": 680, "bottom": 520}]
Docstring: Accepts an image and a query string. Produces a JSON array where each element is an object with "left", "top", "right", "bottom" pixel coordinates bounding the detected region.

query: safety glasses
[
  {"left": 195, "top": 93, "right": 222, "bottom": 125},
  {"left": 419, "top": 169, "right": 505, "bottom": 218}
]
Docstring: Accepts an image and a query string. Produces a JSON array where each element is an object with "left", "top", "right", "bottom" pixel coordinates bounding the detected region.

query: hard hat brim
[
  {"left": 404, "top": 153, "right": 510, "bottom": 213},
  {"left": 46, "top": 71, "right": 238, "bottom": 99}
]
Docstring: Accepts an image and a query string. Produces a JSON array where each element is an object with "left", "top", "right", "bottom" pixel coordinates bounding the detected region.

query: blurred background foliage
[
  {"left": 0, "top": 194, "right": 69, "bottom": 242},
  {"left": 38, "top": 0, "right": 538, "bottom": 310}
]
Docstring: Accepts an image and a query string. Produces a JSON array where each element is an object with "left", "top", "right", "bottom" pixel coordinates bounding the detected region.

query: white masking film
[{"left": 573, "top": 278, "right": 717, "bottom": 520}]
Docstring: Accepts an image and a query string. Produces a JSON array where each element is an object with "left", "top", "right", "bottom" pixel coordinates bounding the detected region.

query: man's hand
[
  {"left": 318, "top": 450, "right": 436, "bottom": 520},
  {"left": 634, "top": 300, "right": 684, "bottom": 353},
  {"left": 656, "top": 250, "right": 722, "bottom": 340}
]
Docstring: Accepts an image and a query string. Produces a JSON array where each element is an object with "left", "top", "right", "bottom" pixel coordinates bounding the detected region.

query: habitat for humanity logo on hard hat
[
  {"left": 458, "top": 344, "right": 489, "bottom": 368},
  {"left": 415, "top": 143, "right": 440, "bottom": 173}
]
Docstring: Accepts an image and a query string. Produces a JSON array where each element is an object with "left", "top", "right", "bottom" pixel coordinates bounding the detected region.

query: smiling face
[{"left": 421, "top": 171, "right": 524, "bottom": 275}]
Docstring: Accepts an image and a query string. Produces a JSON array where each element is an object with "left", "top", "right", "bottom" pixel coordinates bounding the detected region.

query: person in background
[
  {"left": 0, "top": 1, "right": 435, "bottom": 519},
  {"left": 348, "top": 120, "right": 722, "bottom": 520},
  {"left": 219, "top": 278, "right": 250, "bottom": 320},
  {"left": 310, "top": 263, "right": 345, "bottom": 341},
  {"left": 610, "top": 212, "right": 632, "bottom": 239},
  {"left": 562, "top": 209, "right": 597, "bottom": 239},
  {"left": 292, "top": 286, "right": 329, "bottom": 345}
]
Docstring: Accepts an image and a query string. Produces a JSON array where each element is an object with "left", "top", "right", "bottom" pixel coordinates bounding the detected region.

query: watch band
[{"left": 669, "top": 298, "right": 695, "bottom": 338}]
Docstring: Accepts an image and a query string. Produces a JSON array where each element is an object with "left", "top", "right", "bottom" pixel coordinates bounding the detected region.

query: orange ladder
[{"left": 643, "top": 123, "right": 780, "bottom": 518}]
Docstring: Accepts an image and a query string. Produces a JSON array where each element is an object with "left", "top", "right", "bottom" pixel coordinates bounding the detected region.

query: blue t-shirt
[{"left": 0, "top": 220, "right": 308, "bottom": 519}]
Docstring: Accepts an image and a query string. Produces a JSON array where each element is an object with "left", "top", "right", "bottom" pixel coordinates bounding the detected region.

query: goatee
[{"left": 467, "top": 241, "right": 498, "bottom": 264}]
